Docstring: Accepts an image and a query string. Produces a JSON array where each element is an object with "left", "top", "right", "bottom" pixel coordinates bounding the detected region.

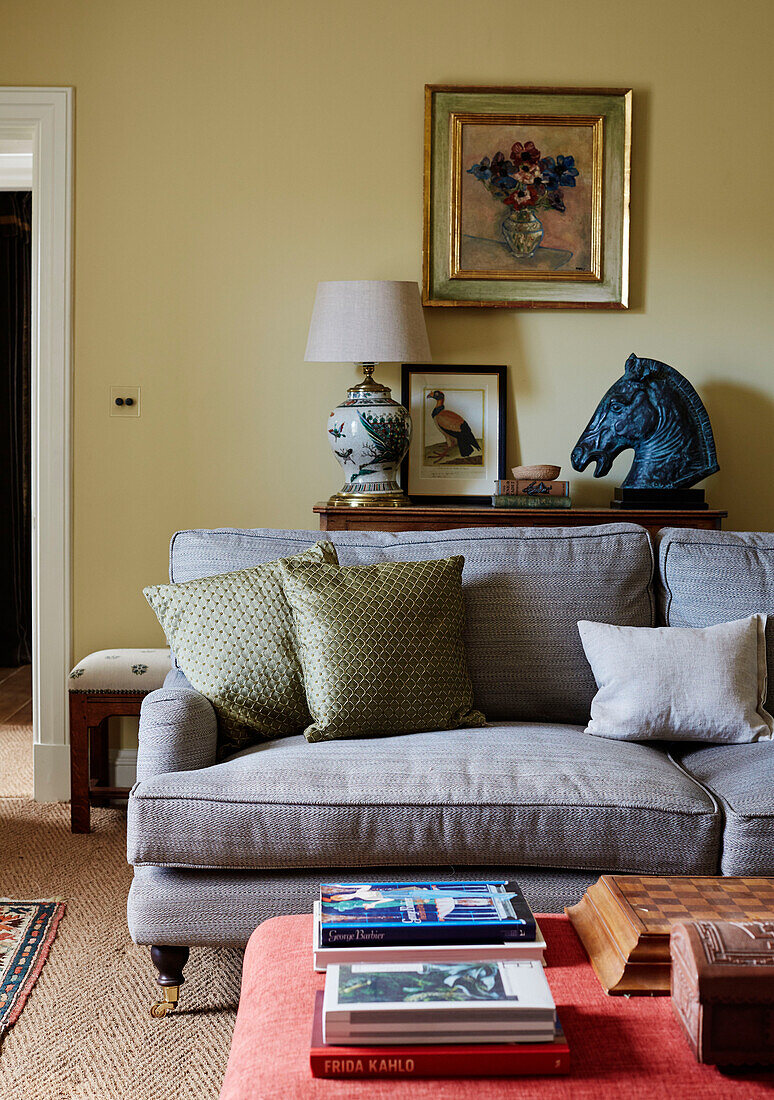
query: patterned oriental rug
[{"left": 0, "top": 901, "right": 65, "bottom": 1045}]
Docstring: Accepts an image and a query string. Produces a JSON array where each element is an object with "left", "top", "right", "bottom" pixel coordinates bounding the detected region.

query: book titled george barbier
[
  {"left": 495, "top": 479, "right": 571, "bottom": 496},
  {"left": 312, "top": 902, "right": 546, "bottom": 970},
  {"left": 319, "top": 881, "right": 537, "bottom": 947},
  {"left": 310, "top": 993, "right": 570, "bottom": 1078},
  {"left": 492, "top": 494, "right": 571, "bottom": 509}
]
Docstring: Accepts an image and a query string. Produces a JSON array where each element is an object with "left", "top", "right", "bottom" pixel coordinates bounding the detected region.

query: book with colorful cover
[
  {"left": 319, "top": 881, "right": 536, "bottom": 947},
  {"left": 312, "top": 902, "right": 547, "bottom": 970},
  {"left": 322, "top": 958, "right": 556, "bottom": 1044},
  {"left": 310, "top": 992, "right": 570, "bottom": 1077},
  {"left": 495, "top": 479, "right": 571, "bottom": 497}
]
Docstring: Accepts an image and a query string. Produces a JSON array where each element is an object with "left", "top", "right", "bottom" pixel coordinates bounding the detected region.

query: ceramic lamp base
[{"left": 327, "top": 364, "right": 412, "bottom": 509}]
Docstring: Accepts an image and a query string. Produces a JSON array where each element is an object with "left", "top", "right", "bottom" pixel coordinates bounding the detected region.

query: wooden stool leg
[
  {"left": 90, "top": 718, "right": 111, "bottom": 806},
  {"left": 69, "top": 694, "right": 91, "bottom": 833}
]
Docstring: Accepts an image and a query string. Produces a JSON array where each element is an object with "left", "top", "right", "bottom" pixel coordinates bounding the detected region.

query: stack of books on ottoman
[{"left": 309, "top": 881, "right": 569, "bottom": 1079}]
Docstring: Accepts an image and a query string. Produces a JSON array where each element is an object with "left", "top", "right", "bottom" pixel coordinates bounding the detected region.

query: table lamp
[{"left": 305, "top": 280, "right": 431, "bottom": 507}]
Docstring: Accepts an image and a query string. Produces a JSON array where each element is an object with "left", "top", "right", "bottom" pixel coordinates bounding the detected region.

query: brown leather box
[{"left": 670, "top": 920, "right": 774, "bottom": 1065}]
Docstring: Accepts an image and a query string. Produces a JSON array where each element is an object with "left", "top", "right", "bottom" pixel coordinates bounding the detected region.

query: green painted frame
[{"left": 423, "top": 85, "right": 632, "bottom": 310}]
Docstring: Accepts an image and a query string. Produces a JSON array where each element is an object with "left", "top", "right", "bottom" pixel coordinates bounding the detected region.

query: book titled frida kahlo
[
  {"left": 311, "top": 994, "right": 569, "bottom": 1075},
  {"left": 319, "top": 882, "right": 536, "bottom": 947}
]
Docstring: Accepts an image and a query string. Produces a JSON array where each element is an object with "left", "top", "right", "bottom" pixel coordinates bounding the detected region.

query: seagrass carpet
[{"left": 0, "top": 798, "right": 243, "bottom": 1098}]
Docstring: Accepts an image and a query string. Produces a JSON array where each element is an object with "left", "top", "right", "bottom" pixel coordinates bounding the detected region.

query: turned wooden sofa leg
[{"left": 149, "top": 945, "right": 190, "bottom": 1018}]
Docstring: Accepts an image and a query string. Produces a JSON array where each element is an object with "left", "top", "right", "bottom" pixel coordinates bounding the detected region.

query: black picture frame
[{"left": 400, "top": 364, "right": 507, "bottom": 503}]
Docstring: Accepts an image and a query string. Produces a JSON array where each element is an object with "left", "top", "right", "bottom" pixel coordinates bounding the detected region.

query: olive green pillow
[
  {"left": 144, "top": 541, "right": 338, "bottom": 757},
  {"left": 279, "top": 555, "right": 486, "bottom": 743}
]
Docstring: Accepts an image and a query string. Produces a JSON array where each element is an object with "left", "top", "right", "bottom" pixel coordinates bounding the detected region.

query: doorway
[
  {"left": 0, "top": 89, "right": 72, "bottom": 801},
  {"left": 0, "top": 152, "right": 32, "bottom": 795}
]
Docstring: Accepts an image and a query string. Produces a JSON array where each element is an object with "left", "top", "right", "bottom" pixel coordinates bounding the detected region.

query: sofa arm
[{"left": 135, "top": 669, "right": 218, "bottom": 783}]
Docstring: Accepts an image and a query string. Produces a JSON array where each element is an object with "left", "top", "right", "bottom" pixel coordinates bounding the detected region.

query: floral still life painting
[
  {"left": 464, "top": 131, "right": 590, "bottom": 273},
  {"left": 424, "top": 86, "right": 631, "bottom": 308}
]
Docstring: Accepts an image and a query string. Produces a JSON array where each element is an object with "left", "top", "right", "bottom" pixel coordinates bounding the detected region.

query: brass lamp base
[{"left": 327, "top": 490, "right": 411, "bottom": 508}]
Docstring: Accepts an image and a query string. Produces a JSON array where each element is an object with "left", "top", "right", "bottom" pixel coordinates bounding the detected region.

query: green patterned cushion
[
  {"left": 279, "top": 555, "right": 486, "bottom": 743},
  {"left": 144, "top": 542, "right": 338, "bottom": 757}
]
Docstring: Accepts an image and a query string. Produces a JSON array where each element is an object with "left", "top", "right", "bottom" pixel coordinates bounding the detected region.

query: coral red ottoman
[{"left": 219, "top": 914, "right": 774, "bottom": 1100}]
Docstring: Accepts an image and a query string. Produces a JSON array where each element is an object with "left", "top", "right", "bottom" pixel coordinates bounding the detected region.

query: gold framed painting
[{"left": 423, "top": 85, "right": 632, "bottom": 309}]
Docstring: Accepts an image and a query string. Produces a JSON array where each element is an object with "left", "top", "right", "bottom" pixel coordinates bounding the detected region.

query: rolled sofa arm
[{"left": 135, "top": 668, "right": 218, "bottom": 783}]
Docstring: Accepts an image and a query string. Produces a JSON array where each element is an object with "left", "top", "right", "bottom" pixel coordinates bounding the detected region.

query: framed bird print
[{"left": 400, "top": 365, "right": 506, "bottom": 502}]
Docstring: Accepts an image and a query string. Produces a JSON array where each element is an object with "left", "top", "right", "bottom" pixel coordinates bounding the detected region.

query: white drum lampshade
[{"left": 305, "top": 280, "right": 431, "bottom": 507}]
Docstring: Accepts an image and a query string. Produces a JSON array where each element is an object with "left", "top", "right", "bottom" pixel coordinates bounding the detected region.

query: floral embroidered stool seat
[{"left": 68, "top": 648, "right": 172, "bottom": 833}]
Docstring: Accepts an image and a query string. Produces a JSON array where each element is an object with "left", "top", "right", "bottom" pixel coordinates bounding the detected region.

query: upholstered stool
[{"left": 68, "top": 648, "right": 172, "bottom": 833}]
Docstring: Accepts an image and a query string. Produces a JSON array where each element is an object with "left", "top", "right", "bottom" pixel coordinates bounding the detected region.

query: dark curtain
[{"left": 0, "top": 192, "right": 32, "bottom": 666}]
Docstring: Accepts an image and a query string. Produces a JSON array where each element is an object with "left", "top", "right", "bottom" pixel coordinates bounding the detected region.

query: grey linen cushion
[
  {"left": 169, "top": 524, "right": 655, "bottom": 723},
  {"left": 658, "top": 528, "right": 774, "bottom": 709},
  {"left": 578, "top": 616, "right": 774, "bottom": 743},
  {"left": 144, "top": 541, "right": 338, "bottom": 757},
  {"left": 126, "top": 721, "right": 719, "bottom": 875}
]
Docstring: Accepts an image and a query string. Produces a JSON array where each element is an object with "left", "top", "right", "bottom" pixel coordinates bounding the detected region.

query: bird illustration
[
  {"left": 335, "top": 447, "right": 354, "bottom": 465},
  {"left": 426, "top": 390, "right": 481, "bottom": 462}
]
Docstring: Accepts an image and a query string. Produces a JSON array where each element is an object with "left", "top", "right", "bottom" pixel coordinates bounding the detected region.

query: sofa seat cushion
[
  {"left": 169, "top": 524, "right": 655, "bottom": 724},
  {"left": 127, "top": 723, "right": 719, "bottom": 875},
  {"left": 673, "top": 743, "right": 774, "bottom": 875}
]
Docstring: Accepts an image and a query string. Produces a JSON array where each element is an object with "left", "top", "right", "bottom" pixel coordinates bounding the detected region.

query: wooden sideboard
[{"left": 314, "top": 502, "right": 726, "bottom": 538}]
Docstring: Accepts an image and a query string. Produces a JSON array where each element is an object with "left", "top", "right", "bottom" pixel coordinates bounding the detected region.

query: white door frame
[{"left": 0, "top": 88, "right": 73, "bottom": 801}]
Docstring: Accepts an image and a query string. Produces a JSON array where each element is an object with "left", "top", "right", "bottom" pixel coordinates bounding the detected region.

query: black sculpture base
[{"left": 610, "top": 487, "right": 708, "bottom": 510}]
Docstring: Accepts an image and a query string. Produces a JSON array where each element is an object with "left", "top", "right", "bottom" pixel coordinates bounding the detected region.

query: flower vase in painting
[{"left": 468, "top": 140, "right": 580, "bottom": 262}]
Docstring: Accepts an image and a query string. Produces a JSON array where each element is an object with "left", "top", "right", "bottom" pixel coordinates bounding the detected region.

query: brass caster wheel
[{"left": 150, "top": 985, "right": 179, "bottom": 1018}]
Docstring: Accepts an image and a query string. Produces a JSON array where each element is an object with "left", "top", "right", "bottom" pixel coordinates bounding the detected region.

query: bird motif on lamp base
[{"left": 427, "top": 390, "right": 482, "bottom": 463}]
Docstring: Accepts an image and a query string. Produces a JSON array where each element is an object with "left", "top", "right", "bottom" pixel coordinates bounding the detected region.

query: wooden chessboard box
[{"left": 565, "top": 875, "right": 774, "bottom": 995}]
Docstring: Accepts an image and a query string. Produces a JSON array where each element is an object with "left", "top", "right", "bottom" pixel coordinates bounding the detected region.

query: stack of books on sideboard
[
  {"left": 309, "top": 881, "right": 570, "bottom": 1080},
  {"left": 492, "top": 478, "right": 571, "bottom": 509}
]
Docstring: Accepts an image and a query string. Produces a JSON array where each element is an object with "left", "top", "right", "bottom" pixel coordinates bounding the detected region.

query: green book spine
[{"left": 491, "top": 494, "right": 572, "bottom": 508}]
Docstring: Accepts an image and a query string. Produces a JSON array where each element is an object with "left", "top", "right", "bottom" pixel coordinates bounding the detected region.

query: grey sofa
[{"left": 126, "top": 523, "right": 774, "bottom": 1011}]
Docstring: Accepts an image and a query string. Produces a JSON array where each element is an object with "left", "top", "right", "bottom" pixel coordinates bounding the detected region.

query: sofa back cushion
[
  {"left": 170, "top": 523, "right": 655, "bottom": 724},
  {"left": 658, "top": 528, "right": 774, "bottom": 709}
]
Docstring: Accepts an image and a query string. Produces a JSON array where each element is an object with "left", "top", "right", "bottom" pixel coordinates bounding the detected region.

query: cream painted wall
[{"left": 1, "top": 0, "right": 773, "bottom": 670}]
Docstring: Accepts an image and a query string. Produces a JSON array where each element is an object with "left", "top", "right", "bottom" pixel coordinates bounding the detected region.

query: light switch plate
[{"left": 110, "top": 386, "right": 141, "bottom": 416}]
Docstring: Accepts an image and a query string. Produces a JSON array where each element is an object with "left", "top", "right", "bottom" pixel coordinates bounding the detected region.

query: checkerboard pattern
[{"left": 615, "top": 876, "right": 774, "bottom": 935}]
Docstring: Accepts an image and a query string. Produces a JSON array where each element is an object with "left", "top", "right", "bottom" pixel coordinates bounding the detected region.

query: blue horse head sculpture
[{"left": 571, "top": 353, "right": 719, "bottom": 489}]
